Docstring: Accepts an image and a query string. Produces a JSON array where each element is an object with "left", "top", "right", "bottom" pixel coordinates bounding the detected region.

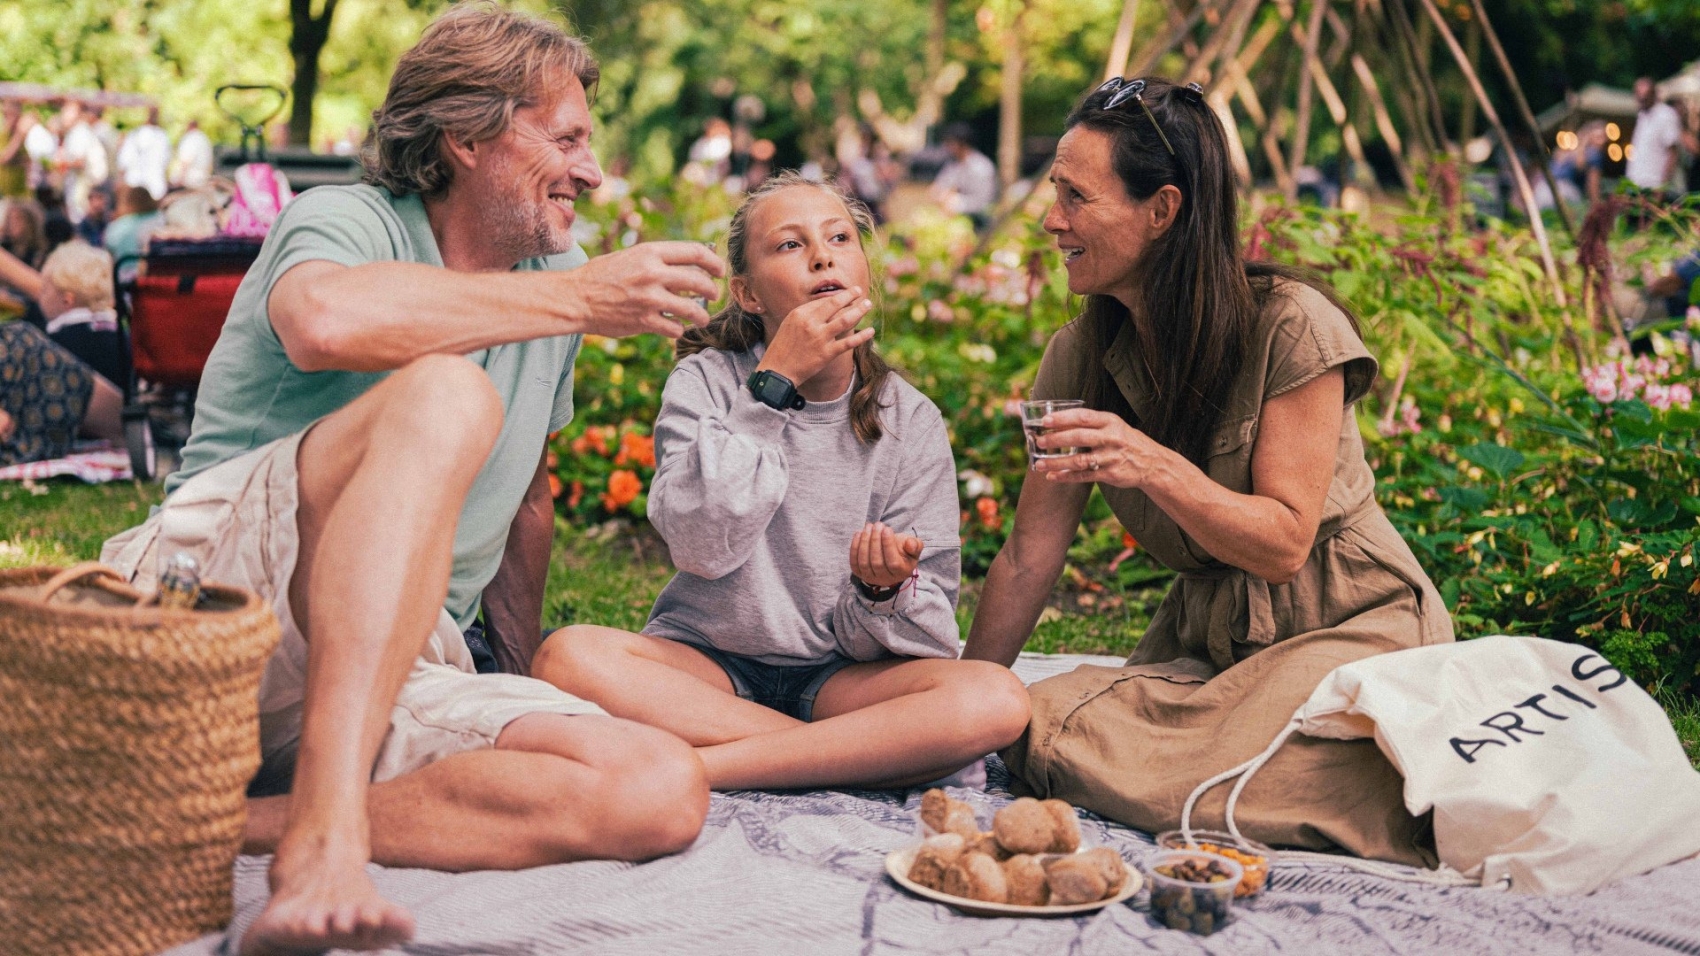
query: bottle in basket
[{"left": 158, "top": 552, "right": 203, "bottom": 610}]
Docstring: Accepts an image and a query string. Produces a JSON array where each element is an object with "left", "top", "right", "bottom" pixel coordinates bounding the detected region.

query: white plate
[{"left": 885, "top": 845, "right": 1144, "bottom": 918}]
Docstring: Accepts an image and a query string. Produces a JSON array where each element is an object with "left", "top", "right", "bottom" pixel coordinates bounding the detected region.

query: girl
[{"left": 536, "top": 173, "right": 1030, "bottom": 791}]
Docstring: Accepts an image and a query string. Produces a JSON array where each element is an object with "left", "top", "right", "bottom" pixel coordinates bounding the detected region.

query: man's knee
[
  {"left": 380, "top": 354, "right": 504, "bottom": 457},
  {"left": 523, "top": 719, "right": 707, "bottom": 861},
  {"left": 594, "top": 722, "right": 709, "bottom": 859}
]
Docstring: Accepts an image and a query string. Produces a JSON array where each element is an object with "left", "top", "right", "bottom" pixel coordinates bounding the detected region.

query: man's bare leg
[
  {"left": 244, "top": 714, "right": 709, "bottom": 870},
  {"left": 536, "top": 626, "right": 1031, "bottom": 790},
  {"left": 242, "top": 355, "right": 505, "bottom": 955}
]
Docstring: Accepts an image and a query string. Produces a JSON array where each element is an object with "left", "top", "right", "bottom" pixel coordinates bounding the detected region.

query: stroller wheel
[{"left": 122, "top": 405, "right": 156, "bottom": 482}]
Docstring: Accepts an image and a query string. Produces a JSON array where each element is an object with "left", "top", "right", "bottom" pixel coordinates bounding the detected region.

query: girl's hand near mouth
[{"left": 754, "top": 286, "right": 875, "bottom": 386}]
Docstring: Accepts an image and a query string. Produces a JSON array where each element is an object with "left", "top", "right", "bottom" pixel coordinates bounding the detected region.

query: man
[
  {"left": 100, "top": 7, "right": 722, "bottom": 954},
  {"left": 930, "top": 122, "right": 997, "bottom": 231},
  {"left": 57, "top": 100, "right": 108, "bottom": 224},
  {"left": 1625, "top": 77, "right": 1697, "bottom": 198},
  {"left": 170, "top": 118, "right": 213, "bottom": 190},
  {"left": 116, "top": 106, "right": 172, "bottom": 200}
]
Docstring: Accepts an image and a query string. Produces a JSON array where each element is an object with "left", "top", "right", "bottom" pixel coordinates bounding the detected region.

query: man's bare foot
[{"left": 239, "top": 836, "right": 415, "bottom": 955}]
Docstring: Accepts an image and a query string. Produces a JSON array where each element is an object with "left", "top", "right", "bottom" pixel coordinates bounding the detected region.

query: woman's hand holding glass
[
  {"left": 1030, "top": 407, "right": 1167, "bottom": 489},
  {"left": 849, "top": 521, "right": 924, "bottom": 588}
]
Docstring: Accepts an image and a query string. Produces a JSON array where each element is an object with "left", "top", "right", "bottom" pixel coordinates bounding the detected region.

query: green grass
[{"left": 7, "top": 478, "right": 1698, "bottom": 771}]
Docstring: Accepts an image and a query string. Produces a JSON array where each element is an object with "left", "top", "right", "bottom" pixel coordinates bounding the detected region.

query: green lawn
[{"left": 5, "top": 477, "right": 1696, "bottom": 770}]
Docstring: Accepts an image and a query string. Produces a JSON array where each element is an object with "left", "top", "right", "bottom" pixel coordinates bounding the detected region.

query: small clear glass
[{"left": 1020, "top": 399, "right": 1084, "bottom": 466}]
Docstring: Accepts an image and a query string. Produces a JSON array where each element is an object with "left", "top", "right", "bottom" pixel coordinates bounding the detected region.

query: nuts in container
[
  {"left": 1155, "top": 829, "right": 1271, "bottom": 897},
  {"left": 1144, "top": 849, "right": 1243, "bottom": 936}
]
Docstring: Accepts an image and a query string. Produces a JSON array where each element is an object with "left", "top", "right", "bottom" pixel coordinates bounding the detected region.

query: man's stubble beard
[{"left": 480, "top": 152, "right": 573, "bottom": 264}]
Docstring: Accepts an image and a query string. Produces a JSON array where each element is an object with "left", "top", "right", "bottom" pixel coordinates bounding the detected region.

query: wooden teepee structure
[{"left": 1097, "top": 0, "right": 1572, "bottom": 303}]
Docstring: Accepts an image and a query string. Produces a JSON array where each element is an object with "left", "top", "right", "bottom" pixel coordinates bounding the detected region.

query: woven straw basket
[{"left": 0, "top": 563, "right": 279, "bottom": 956}]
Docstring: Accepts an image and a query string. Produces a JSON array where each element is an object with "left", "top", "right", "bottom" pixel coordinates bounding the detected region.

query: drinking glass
[{"left": 1020, "top": 399, "right": 1085, "bottom": 466}]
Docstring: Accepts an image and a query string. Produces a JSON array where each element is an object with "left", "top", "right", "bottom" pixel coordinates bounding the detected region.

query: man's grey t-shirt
[{"left": 168, "top": 184, "right": 584, "bottom": 630}]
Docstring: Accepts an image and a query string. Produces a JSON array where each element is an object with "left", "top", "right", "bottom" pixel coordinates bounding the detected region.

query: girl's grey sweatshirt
[{"left": 643, "top": 344, "right": 963, "bottom": 666}]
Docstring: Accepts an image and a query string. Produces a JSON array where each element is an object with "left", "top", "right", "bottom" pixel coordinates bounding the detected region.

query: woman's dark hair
[
  {"left": 1064, "top": 77, "right": 1360, "bottom": 464},
  {"left": 1, "top": 200, "right": 47, "bottom": 269},
  {"left": 677, "top": 171, "right": 893, "bottom": 444}
]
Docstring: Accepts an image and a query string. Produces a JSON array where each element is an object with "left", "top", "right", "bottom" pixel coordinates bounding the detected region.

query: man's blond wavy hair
[{"left": 361, "top": 3, "right": 599, "bottom": 197}]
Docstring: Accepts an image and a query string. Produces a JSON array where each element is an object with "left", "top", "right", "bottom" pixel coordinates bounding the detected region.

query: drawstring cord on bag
[{"left": 1179, "top": 716, "right": 1482, "bottom": 890}]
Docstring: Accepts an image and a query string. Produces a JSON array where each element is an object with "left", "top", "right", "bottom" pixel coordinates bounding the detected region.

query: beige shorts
[{"left": 101, "top": 429, "right": 604, "bottom": 793}]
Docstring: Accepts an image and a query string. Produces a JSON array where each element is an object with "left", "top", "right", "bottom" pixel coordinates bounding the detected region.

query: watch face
[{"left": 751, "top": 370, "right": 795, "bottom": 409}]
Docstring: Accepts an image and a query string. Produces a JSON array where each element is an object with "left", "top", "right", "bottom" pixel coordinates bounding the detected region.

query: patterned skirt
[{"left": 0, "top": 321, "right": 95, "bottom": 467}]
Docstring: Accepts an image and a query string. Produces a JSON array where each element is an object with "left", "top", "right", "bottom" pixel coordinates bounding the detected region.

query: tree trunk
[
  {"left": 998, "top": 1, "right": 1030, "bottom": 190},
  {"left": 1466, "top": 0, "right": 1576, "bottom": 240},
  {"left": 1104, "top": 0, "right": 1143, "bottom": 82},
  {"left": 1414, "top": 0, "right": 1567, "bottom": 307},
  {"left": 1285, "top": 0, "right": 1329, "bottom": 200},
  {"left": 1457, "top": 16, "right": 1480, "bottom": 149},
  {"left": 288, "top": 0, "right": 340, "bottom": 147}
]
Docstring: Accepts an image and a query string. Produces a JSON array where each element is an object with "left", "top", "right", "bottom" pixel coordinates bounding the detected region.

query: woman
[
  {"left": 965, "top": 78, "right": 1453, "bottom": 865},
  {"left": 536, "top": 173, "right": 1029, "bottom": 791}
]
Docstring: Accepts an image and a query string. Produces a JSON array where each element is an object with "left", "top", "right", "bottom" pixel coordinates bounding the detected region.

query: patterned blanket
[{"left": 165, "top": 653, "right": 1700, "bottom": 956}]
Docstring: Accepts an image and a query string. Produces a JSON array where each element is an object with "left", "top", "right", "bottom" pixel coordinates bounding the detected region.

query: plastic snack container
[
  {"left": 1155, "top": 829, "right": 1271, "bottom": 897},
  {"left": 1144, "top": 849, "right": 1243, "bottom": 936}
]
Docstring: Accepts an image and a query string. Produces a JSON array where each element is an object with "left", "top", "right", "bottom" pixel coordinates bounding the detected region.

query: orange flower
[
  {"left": 601, "top": 469, "right": 643, "bottom": 512},
  {"left": 975, "top": 496, "right": 1000, "bottom": 530},
  {"left": 567, "top": 480, "right": 584, "bottom": 509},
  {"left": 630, "top": 433, "right": 657, "bottom": 469},
  {"left": 613, "top": 430, "right": 657, "bottom": 469},
  {"left": 548, "top": 473, "right": 563, "bottom": 500},
  {"left": 1121, "top": 531, "right": 1138, "bottom": 549}
]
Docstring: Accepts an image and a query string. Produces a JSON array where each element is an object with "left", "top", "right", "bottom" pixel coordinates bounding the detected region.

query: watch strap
[{"left": 852, "top": 575, "right": 902, "bottom": 602}]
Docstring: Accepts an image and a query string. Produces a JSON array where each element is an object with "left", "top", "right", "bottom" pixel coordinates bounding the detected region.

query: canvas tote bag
[{"left": 1180, "top": 635, "right": 1700, "bottom": 894}]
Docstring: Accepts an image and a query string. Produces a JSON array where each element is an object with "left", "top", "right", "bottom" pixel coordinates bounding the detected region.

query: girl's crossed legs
[{"left": 534, "top": 625, "right": 1031, "bottom": 790}]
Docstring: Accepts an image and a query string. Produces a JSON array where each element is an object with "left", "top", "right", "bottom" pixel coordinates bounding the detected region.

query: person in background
[
  {"left": 2, "top": 199, "right": 49, "bottom": 269},
  {"left": 170, "top": 118, "right": 213, "bottom": 190},
  {"left": 57, "top": 100, "right": 109, "bottom": 224},
  {"left": 103, "top": 186, "right": 161, "bottom": 271},
  {"left": 0, "top": 200, "right": 47, "bottom": 319},
  {"left": 117, "top": 106, "right": 172, "bottom": 201},
  {"left": 836, "top": 124, "right": 893, "bottom": 223},
  {"left": 0, "top": 245, "right": 123, "bottom": 467},
  {"left": 37, "top": 241, "right": 125, "bottom": 388},
  {"left": 683, "top": 117, "right": 734, "bottom": 188},
  {"left": 23, "top": 110, "right": 59, "bottom": 194},
  {"left": 90, "top": 106, "right": 119, "bottom": 169},
  {"left": 930, "top": 122, "right": 997, "bottom": 232},
  {"left": 0, "top": 102, "right": 36, "bottom": 199},
  {"left": 74, "top": 185, "right": 112, "bottom": 247},
  {"left": 1626, "top": 77, "right": 1697, "bottom": 199}
]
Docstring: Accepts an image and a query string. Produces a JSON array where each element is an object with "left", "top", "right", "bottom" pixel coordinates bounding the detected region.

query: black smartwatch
[
  {"left": 853, "top": 575, "right": 902, "bottom": 602},
  {"left": 747, "top": 369, "right": 806, "bottom": 411}
]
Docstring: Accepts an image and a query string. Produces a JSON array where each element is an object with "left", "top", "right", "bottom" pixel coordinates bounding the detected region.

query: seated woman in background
[
  {"left": 1, "top": 245, "right": 122, "bottom": 466},
  {"left": 535, "top": 173, "right": 1030, "bottom": 791},
  {"left": 0, "top": 199, "right": 47, "bottom": 318},
  {"left": 39, "top": 241, "right": 126, "bottom": 387},
  {"left": 103, "top": 186, "right": 161, "bottom": 270}
]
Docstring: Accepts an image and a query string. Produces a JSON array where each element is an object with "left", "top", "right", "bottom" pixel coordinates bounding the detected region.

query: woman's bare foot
[{"left": 239, "top": 833, "right": 415, "bottom": 955}]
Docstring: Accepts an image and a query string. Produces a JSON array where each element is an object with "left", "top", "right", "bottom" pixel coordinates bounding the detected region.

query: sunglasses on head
[{"left": 1095, "top": 78, "right": 1203, "bottom": 157}]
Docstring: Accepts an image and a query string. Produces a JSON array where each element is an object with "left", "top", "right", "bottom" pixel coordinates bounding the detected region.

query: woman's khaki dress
[{"left": 1003, "top": 281, "right": 1454, "bottom": 865}]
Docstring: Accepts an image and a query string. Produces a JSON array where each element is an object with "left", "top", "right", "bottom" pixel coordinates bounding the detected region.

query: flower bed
[{"left": 552, "top": 176, "right": 1700, "bottom": 696}]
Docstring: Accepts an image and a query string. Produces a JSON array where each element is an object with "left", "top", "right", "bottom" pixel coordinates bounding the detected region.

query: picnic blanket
[
  {"left": 164, "top": 653, "right": 1700, "bottom": 956},
  {"left": 0, "top": 442, "right": 130, "bottom": 483}
]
